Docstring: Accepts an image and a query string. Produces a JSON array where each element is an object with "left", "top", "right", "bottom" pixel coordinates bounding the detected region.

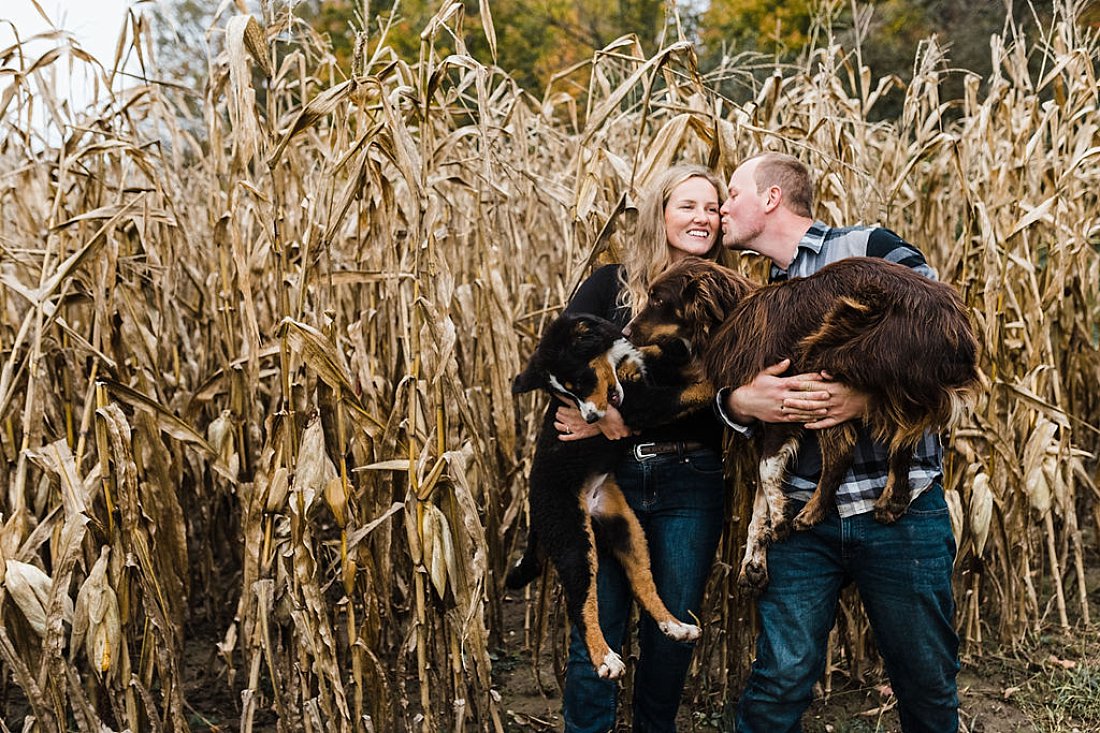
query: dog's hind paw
[
  {"left": 791, "top": 506, "right": 823, "bottom": 532},
  {"left": 658, "top": 619, "right": 701, "bottom": 642},
  {"left": 597, "top": 651, "right": 626, "bottom": 680},
  {"left": 737, "top": 562, "right": 769, "bottom": 595}
]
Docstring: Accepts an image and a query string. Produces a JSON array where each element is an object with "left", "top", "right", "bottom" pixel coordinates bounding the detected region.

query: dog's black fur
[{"left": 508, "top": 312, "right": 713, "bottom": 679}]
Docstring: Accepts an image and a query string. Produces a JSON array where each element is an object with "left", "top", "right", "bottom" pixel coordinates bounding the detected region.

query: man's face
[{"left": 720, "top": 160, "right": 766, "bottom": 250}]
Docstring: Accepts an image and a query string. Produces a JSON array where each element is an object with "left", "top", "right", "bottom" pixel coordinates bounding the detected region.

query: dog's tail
[{"left": 504, "top": 530, "right": 542, "bottom": 589}]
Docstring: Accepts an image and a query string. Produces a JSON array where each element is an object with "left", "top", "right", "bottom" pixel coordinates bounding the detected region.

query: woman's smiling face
[{"left": 664, "top": 176, "right": 721, "bottom": 262}]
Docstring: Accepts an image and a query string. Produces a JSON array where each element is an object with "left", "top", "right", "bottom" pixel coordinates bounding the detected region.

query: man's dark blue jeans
[
  {"left": 737, "top": 484, "right": 960, "bottom": 733},
  {"left": 563, "top": 447, "right": 725, "bottom": 733}
]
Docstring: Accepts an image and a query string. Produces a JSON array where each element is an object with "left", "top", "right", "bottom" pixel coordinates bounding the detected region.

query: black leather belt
[{"left": 631, "top": 441, "right": 707, "bottom": 460}]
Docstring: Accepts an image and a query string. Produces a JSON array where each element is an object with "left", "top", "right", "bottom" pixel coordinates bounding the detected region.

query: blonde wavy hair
[{"left": 618, "top": 164, "right": 728, "bottom": 315}]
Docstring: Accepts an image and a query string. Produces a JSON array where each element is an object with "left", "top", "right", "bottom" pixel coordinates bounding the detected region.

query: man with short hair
[{"left": 716, "top": 152, "right": 960, "bottom": 732}]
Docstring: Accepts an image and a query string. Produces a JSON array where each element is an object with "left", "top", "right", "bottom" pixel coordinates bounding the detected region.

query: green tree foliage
[
  {"left": 149, "top": 0, "right": 1062, "bottom": 106},
  {"left": 701, "top": 0, "right": 1054, "bottom": 116},
  {"left": 304, "top": 0, "right": 671, "bottom": 92},
  {"left": 701, "top": 0, "right": 817, "bottom": 59}
]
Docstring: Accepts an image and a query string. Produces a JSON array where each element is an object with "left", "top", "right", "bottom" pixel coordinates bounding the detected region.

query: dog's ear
[
  {"left": 682, "top": 276, "right": 719, "bottom": 337},
  {"left": 512, "top": 365, "right": 542, "bottom": 394},
  {"left": 689, "top": 268, "right": 749, "bottom": 335}
]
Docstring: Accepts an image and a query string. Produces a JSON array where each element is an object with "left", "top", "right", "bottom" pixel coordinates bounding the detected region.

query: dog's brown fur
[{"left": 628, "top": 256, "right": 979, "bottom": 591}]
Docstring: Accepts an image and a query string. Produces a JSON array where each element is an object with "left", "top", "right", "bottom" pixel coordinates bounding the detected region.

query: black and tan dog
[
  {"left": 627, "top": 256, "right": 979, "bottom": 591},
  {"left": 507, "top": 312, "right": 712, "bottom": 679}
]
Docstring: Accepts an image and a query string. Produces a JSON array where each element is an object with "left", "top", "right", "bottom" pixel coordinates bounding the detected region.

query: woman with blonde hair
[{"left": 554, "top": 163, "right": 729, "bottom": 732}]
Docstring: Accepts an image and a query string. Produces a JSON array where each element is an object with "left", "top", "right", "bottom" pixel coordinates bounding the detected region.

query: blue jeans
[
  {"left": 563, "top": 448, "right": 726, "bottom": 733},
  {"left": 736, "top": 484, "right": 959, "bottom": 733}
]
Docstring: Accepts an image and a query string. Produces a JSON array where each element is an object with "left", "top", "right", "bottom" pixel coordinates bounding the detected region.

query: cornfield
[{"left": 0, "top": 0, "right": 1097, "bottom": 730}]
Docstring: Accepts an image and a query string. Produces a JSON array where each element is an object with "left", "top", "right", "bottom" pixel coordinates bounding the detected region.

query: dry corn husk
[
  {"left": 421, "top": 502, "right": 455, "bottom": 600},
  {"left": 324, "top": 476, "right": 348, "bottom": 527},
  {"left": 969, "top": 472, "right": 994, "bottom": 556},
  {"left": 71, "top": 547, "right": 121, "bottom": 678},
  {"left": 1043, "top": 452, "right": 1069, "bottom": 512},
  {"left": 207, "top": 409, "right": 239, "bottom": 481},
  {"left": 293, "top": 415, "right": 338, "bottom": 515},
  {"left": 266, "top": 466, "right": 290, "bottom": 513},
  {"left": 1022, "top": 418, "right": 1058, "bottom": 515},
  {"left": 4, "top": 560, "right": 73, "bottom": 637},
  {"left": 944, "top": 487, "right": 964, "bottom": 552}
]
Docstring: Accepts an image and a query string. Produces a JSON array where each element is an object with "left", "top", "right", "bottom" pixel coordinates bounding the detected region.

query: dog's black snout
[{"left": 585, "top": 412, "right": 600, "bottom": 424}]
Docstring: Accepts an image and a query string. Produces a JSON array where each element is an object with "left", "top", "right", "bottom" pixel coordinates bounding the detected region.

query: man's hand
[
  {"left": 554, "top": 398, "right": 634, "bottom": 441},
  {"left": 725, "top": 359, "right": 864, "bottom": 427},
  {"left": 791, "top": 371, "right": 868, "bottom": 429}
]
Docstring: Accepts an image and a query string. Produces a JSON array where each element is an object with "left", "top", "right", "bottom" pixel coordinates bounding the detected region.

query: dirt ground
[
  {"left": 5, "top": 581, "right": 1096, "bottom": 732},
  {"left": 493, "top": 591, "right": 1100, "bottom": 733}
]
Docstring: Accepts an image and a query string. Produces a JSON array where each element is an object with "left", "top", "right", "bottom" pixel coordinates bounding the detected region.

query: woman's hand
[{"left": 554, "top": 399, "right": 634, "bottom": 440}]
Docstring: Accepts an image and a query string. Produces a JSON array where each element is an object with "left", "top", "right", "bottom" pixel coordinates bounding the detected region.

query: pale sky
[
  {"left": 1, "top": 0, "right": 147, "bottom": 132},
  {"left": 2, "top": 0, "right": 142, "bottom": 67}
]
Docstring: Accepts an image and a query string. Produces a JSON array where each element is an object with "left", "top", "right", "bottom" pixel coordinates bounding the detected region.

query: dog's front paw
[
  {"left": 737, "top": 562, "right": 769, "bottom": 594},
  {"left": 791, "top": 505, "right": 823, "bottom": 532},
  {"left": 596, "top": 651, "right": 626, "bottom": 680},
  {"left": 658, "top": 619, "right": 701, "bottom": 642}
]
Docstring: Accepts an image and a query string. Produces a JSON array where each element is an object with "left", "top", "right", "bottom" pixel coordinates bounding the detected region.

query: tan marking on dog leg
[
  {"left": 582, "top": 473, "right": 612, "bottom": 516},
  {"left": 599, "top": 480, "right": 701, "bottom": 642},
  {"left": 738, "top": 484, "right": 771, "bottom": 593},
  {"left": 759, "top": 436, "right": 799, "bottom": 539},
  {"left": 679, "top": 380, "right": 716, "bottom": 410},
  {"left": 577, "top": 498, "right": 625, "bottom": 680},
  {"left": 616, "top": 358, "right": 644, "bottom": 381}
]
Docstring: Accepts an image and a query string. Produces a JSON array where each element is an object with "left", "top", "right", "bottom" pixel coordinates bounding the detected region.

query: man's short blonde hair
[{"left": 750, "top": 152, "right": 813, "bottom": 218}]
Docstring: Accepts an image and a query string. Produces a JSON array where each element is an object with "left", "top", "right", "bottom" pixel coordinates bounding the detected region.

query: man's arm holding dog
[{"left": 721, "top": 359, "right": 868, "bottom": 430}]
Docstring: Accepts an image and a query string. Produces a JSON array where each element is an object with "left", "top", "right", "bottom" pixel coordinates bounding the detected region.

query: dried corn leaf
[{"left": 4, "top": 560, "right": 72, "bottom": 637}]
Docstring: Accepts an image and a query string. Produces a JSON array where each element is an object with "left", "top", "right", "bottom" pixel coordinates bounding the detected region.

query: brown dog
[{"left": 627, "top": 256, "right": 979, "bottom": 591}]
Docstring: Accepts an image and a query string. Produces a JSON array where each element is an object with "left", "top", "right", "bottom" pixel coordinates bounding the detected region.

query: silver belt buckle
[{"left": 633, "top": 442, "right": 657, "bottom": 460}]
